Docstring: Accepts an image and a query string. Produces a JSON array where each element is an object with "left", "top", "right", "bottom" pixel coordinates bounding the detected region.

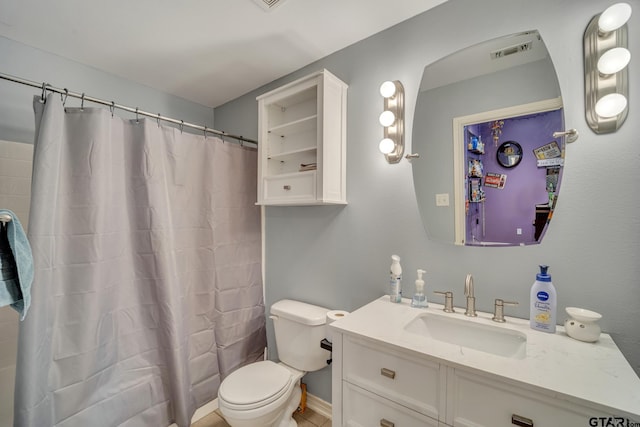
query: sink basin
[{"left": 404, "top": 313, "right": 527, "bottom": 359}]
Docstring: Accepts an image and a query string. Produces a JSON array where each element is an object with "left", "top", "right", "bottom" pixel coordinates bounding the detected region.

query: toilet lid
[{"left": 219, "top": 361, "right": 294, "bottom": 409}]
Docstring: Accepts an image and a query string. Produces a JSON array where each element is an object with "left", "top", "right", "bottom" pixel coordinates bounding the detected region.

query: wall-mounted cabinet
[{"left": 256, "top": 69, "right": 347, "bottom": 205}]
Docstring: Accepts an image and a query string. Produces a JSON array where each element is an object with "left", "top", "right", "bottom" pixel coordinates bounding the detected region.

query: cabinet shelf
[
  {"left": 268, "top": 146, "right": 317, "bottom": 161},
  {"left": 268, "top": 114, "right": 317, "bottom": 137}
]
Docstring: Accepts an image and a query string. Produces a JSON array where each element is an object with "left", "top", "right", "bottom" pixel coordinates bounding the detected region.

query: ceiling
[{"left": 0, "top": 0, "right": 448, "bottom": 108}]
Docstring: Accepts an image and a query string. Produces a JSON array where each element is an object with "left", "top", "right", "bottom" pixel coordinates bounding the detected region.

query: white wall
[
  {"left": 0, "top": 139, "right": 33, "bottom": 427},
  {"left": 214, "top": 0, "right": 640, "bottom": 402}
]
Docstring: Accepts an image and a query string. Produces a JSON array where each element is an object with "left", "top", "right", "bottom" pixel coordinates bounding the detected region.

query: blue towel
[{"left": 0, "top": 209, "right": 34, "bottom": 320}]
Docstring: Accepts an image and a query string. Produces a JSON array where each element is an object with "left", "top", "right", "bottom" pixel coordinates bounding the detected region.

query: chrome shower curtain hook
[
  {"left": 135, "top": 107, "right": 140, "bottom": 124},
  {"left": 80, "top": 93, "right": 85, "bottom": 110},
  {"left": 61, "top": 88, "right": 69, "bottom": 106},
  {"left": 40, "top": 82, "right": 47, "bottom": 103},
  {"left": 157, "top": 113, "right": 161, "bottom": 127},
  {"left": 110, "top": 101, "right": 115, "bottom": 118},
  {"left": 203, "top": 126, "right": 208, "bottom": 139}
]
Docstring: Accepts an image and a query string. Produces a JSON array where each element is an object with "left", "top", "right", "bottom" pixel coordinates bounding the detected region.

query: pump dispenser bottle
[
  {"left": 389, "top": 255, "right": 402, "bottom": 303},
  {"left": 411, "top": 269, "right": 428, "bottom": 308},
  {"left": 530, "top": 265, "right": 557, "bottom": 333}
]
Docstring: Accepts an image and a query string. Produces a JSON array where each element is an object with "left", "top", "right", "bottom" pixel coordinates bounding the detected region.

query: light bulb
[
  {"left": 379, "top": 81, "right": 397, "bottom": 98},
  {"left": 597, "top": 47, "right": 631, "bottom": 74},
  {"left": 595, "top": 93, "right": 628, "bottom": 117},
  {"left": 379, "top": 110, "right": 395, "bottom": 127},
  {"left": 598, "top": 2, "right": 632, "bottom": 33},
  {"left": 379, "top": 138, "right": 395, "bottom": 154}
]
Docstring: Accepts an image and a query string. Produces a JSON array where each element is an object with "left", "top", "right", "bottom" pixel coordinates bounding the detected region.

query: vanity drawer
[
  {"left": 448, "top": 369, "right": 608, "bottom": 427},
  {"left": 263, "top": 172, "right": 316, "bottom": 203},
  {"left": 343, "top": 336, "right": 443, "bottom": 420},
  {"left": 343, "top": 382, "right": 439, "bottom": 427}
]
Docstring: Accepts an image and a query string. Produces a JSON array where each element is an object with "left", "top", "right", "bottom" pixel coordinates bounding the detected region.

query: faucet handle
[
  {"left": 433, "top": 291, "right": 455, "bottom": 313},
  {"left": 492, "top": 298, "right": 518, "bottom": 323}
]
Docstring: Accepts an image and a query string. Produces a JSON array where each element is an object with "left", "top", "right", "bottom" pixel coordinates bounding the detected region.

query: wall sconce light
[
  {"left": 378, "top": 80, "right": 405, "bottom": 163},
  {"left": 584, "top": 2, "right": 632, "bottom": 134}
]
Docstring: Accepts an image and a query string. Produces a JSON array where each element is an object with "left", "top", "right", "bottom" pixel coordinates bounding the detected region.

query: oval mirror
[{"left": 412, "top": 30, "right": 566, "bottom": 246}]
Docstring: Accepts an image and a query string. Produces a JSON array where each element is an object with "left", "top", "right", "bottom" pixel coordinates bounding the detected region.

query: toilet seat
[{"left": 218, "top": 361, "right": 295, "bottom": 411}]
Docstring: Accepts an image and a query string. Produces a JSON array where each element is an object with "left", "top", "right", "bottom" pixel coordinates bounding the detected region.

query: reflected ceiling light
[
  {"left": 378, "top": 80, "right": 405, "bottom": 163},
  {"left": 585, "top": 2, "right": 632, "bottom": 134}
]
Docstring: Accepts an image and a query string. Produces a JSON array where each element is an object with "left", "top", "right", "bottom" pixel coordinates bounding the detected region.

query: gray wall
[
  {"left": 214, "top": 0, "right": 640, "bottom": 403},
  {"left": 0, "top": 36, "right": 215, "bottom": 144}
]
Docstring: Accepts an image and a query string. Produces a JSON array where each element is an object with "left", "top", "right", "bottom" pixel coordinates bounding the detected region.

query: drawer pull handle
[
  {"left": 380, "top": 368, "right": 396, "bottom": 379},
  {"left": 283, "top": 185, "right": 291, "bottom": 190},
  {"left": 380, "top": 419, "right": 395, "bottom": 427},
  {"left": 512, "top": 414, "right": 534, "bottom": 427}
]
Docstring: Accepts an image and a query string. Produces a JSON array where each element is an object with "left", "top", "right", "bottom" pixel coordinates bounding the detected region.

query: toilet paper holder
[{"left": 320, "top": 338, "right": 332, "bottom": 365}]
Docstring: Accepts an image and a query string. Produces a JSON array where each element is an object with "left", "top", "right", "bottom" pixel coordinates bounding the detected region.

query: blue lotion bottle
[{"left": 529, "top": 265, "right": 557, "bottom": 333}]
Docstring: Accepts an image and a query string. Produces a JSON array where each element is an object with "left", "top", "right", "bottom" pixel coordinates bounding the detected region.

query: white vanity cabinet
[
  {"left": 331, "top": 297, "right": 640, "bottom": 427},
  {"left": 446, "top": 368, "right": 607, "bottom": 427},
  {"left": 342, "top": 336, "right": 443, "bottom": 426},
  {"left": 256, "top": 69, "right": 347, "bottom": 205}
]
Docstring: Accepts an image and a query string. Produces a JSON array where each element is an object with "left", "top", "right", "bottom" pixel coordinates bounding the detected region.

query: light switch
[
  {"left": 516, "top": 228, "right": 522, "bottom": 235},
  {"left": 436, "top": 193, "right": 449, "bottom": 207}
]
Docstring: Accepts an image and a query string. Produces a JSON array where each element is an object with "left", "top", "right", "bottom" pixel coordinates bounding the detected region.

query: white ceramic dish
[{"left": 565, "top": 307, "right": 602, "bottom": 323}]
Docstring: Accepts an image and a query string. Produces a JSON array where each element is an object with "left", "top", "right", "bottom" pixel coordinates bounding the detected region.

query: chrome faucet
[{"left": 464, "top": 274, "right": 477, "bottom": 317}]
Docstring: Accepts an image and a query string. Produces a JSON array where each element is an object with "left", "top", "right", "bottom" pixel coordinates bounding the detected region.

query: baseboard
[
  {"left": 168, "top": 398, "right": 218, "bottom": 427},
  {"left": 192, "top": 398, "right": 218, "bottom": 423},
  {"left": 305, "top": 393, "right": 332, "bottom": 419}
]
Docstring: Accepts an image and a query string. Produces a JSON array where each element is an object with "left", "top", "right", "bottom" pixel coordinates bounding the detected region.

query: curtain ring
[
  {"left": 203, "top": 126, "right": 208, "bottom": 139},
  {"left": 61, "top": 88, "right": 69, "bottom": 106},
  {"left": 110, "top": 101, "right": 115, "bottom": 118},
  {"left": 157, "top": 113, "right": 161, "bottom": 127},
  {"left": 179, "top": 120, "right": 184, "bottom": 134},
  {"left": 135, "top": 107, "right": 140, "bottom": 124},
  {"left": 40, "top": 82, "right": 47, "bottom": 103},
  {"left": 80, "top": 93, "right": 85, "bottom": 110}
]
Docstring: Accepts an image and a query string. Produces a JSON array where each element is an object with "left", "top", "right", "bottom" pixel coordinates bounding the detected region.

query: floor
[{"left": 191, "top": 407, "right": 331, "bottom": 427}]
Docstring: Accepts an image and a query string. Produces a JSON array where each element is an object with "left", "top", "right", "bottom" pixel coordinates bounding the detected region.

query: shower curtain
[{"left": 14, "top": 95, "right": 266, "bottom": 427}]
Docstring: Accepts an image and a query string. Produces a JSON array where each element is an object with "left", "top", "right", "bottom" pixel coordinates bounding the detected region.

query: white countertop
[{"left": 330, "top": 296, "right": 640, "bottom": 419}]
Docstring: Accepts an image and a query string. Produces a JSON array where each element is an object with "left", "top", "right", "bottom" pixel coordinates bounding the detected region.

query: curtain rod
[{"left": 0, "top": 71, "right": 257, "bottom": 145}]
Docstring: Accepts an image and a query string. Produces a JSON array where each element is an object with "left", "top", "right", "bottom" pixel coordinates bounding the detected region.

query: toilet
[{"left": 218, "top": 299, "right": 331, "bottom": 427}]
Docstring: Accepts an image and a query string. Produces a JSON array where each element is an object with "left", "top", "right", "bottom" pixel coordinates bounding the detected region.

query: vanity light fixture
[
  {"left": 378, "top": 80, "right": 405, "bottom": 163},
  {"left": 584, "top": 2, "right": 632, "bottom": 133}
]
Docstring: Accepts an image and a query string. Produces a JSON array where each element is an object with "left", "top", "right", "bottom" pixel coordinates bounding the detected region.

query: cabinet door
[
  {"left": 448, "top": 369, "right": 611, "bottom": 427},
  {"left": 343, "top": 382, "right": 439, "bottom": 427},
  {"left": 343, "top": 337, "right": 444, "bottom": 421}
]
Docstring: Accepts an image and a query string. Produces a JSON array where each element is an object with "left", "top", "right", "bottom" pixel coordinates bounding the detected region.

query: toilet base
[{"left": 273, "top": 383, "right": 302, "bottom": 427}]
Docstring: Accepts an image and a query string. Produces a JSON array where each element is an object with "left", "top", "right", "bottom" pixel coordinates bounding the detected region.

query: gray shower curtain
[{"left": 14, "top": 95, "right": 266, "bottom": 427}]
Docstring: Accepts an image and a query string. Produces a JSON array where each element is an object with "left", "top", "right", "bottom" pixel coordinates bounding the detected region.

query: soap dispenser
[{"left": 411, "top": 269, "right": 428, "bottom": 308}]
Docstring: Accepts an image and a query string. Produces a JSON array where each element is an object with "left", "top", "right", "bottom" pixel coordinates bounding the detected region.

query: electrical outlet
[
  {"left": 436, "top": 193, "right": 450, "bottom": 207},
  {"left": 516, "top": 228, "right": 522, "bottom": 235}
]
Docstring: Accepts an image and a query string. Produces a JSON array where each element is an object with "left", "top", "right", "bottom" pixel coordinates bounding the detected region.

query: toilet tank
[{"left": 270, "top": 299, "right": 331, "bottom": 372}]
